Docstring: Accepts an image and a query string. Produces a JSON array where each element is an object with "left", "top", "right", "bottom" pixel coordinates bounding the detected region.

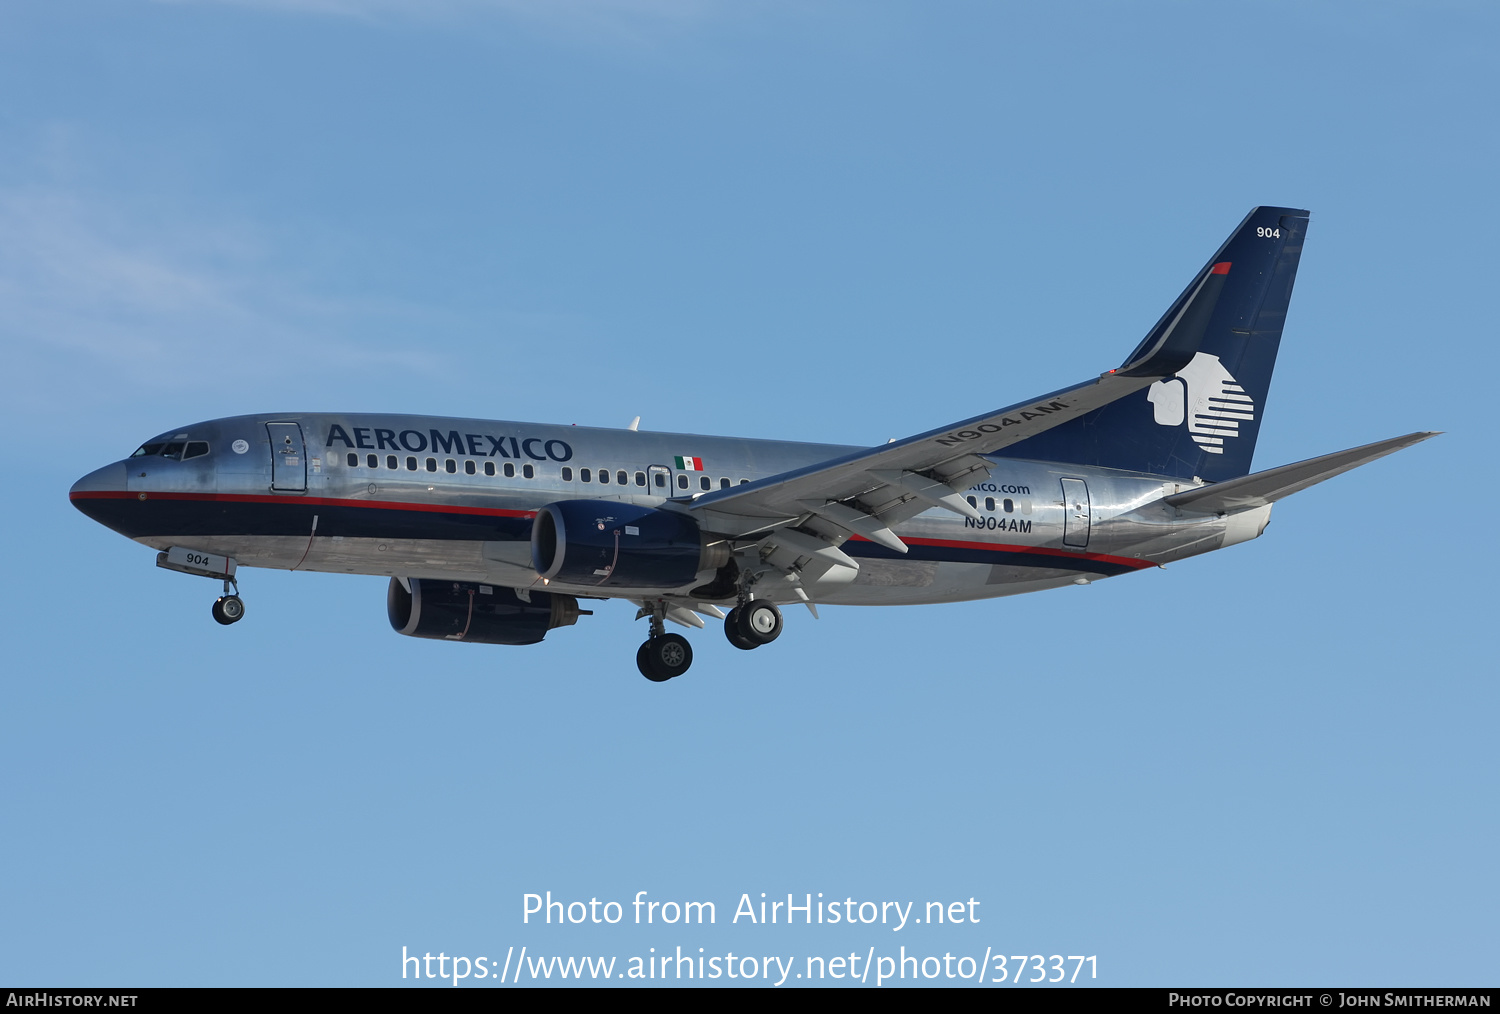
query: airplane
[{"left": 70, "top": 206, "right": 1435, "bottom": 682}]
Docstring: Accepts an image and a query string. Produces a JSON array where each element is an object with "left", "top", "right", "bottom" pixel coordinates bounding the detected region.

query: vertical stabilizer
[{"left": 1006, "top": 206, "right": 1310, "bottom": 481}]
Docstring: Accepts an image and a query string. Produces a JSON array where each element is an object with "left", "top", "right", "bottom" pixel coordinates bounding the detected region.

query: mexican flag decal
[{"left": 674, "top": 455, "right": 704, "bottom": 471}]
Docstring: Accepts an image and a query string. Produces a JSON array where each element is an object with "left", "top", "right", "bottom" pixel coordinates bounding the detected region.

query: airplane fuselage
[{"left": 71, "top": 411, "right": 1268, "bottom": 607}]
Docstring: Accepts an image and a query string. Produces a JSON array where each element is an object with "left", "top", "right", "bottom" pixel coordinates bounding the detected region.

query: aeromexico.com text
[{"left": 523, "top": 892, "right": 980, "bottom": 932}]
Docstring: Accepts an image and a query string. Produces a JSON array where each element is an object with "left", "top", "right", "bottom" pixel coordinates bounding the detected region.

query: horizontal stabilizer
[{"left": 1165, "top": 432, "right": 1439, "bottom": 514}]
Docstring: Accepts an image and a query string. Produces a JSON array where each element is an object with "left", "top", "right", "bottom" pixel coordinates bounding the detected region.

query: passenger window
[
  {"left": 184, "top": 442, "right": 210, "bottom": 459},
  {"left": 617, "top": 470, "right": 628, "bottom": 485},
  {"left": 1003, "top": 498, "right": 1014, "bottom": 513},
  {"left": 635, "top": 472, "right": 646, "bottom": 487},
  {"left": 465, "top": 460, "right": 476, "bottom": 475},
  {"left": 347, "top": 453, "right": 358, "bottom": 467},
  {"left": 523, "top": 464, "right": 534, "bottom": 479},
  {"left": 504, "top": 463, "right": 515, "bottom": 478},
  {"left": 654, "top": 473, "right": 666, "bottom": 488},
  {"left": 426, "top": 458, "right": 437, "bottom": 472},
  {"left": 599, "top": 469, "right": 610, "bottom": 484},
  {"left": 700, "top": 476, "right": 711, "bottom": 490},
  {"left": 966, "top": 495, "right": 977, "bottom": 508},
  {"left": 677, "top": 474, "right": 689, "bottom": 490},
  {"left": 562, "top": 467, "right": 573, "bottom": 481},
  {"left": 368, "top": 454, "right": 379, "bottom": 469},
  {"left": 485, "top": 461, "right": 496, "bottom": 477},
  {"left": 406, "top": 456, "right": 417, "bottom": 471},
  {"left": 720, "top": 477, "right": 730, "bottom": 489},
  {"left": 445, "top": 459, "right": 457, "bottom": 473},
  {"left": 985, "top": 497, "right": 995, "bottom": 512},
  {"left": 387, "top": 455, "right": 398, "bottom": 469},
  {"left": 740, "top": 479, "right": 749, "bottom": 485}
]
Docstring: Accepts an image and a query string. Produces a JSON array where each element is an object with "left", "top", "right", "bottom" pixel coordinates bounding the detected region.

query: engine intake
[
  {"left": 387, "top": 578, "right": 583, "bottom": 645},
  {"left": 531, "top": 499, "right": 727, "bottom": 590}
]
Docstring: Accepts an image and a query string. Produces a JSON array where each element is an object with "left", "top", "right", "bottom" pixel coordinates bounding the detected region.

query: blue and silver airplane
[{"left": 70, "top": 207, "right": 1434, "bottom": 681}]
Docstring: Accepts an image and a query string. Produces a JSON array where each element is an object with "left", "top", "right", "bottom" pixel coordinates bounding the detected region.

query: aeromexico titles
[{"left": 70, "top": 207, "right": 1436, "bottom": 681}]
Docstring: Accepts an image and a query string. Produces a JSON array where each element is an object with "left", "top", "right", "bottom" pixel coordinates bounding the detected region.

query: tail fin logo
[{"left": 1146, "top": 352, "right": 1256, "bottom": 454}]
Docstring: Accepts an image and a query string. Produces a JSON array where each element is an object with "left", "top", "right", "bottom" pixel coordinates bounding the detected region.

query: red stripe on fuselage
[
  {"left": 67, "top": 489, "right": 537, "bottom": 520},
  {"left": 71, "top": 490, "right": 1152, "bottom": 570},
  {"left": 849, "top": 533, "right": 1154, "bottom": 571}
]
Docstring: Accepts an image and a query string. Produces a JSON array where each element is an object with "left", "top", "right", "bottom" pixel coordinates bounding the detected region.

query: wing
[{"left": 687, "top": 370, "right": 1173, "bottom": 551}]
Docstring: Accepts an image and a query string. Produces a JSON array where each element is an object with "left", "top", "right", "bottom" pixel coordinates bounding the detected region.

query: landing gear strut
[
  {"left": 636, "top": 601, "right": 693, "bottom": 681},
  {"left": 211, "top": 578, "right": 245, "bottom": 626},
  {"left": 724, "top": 600, "right": 782, "bottom": 650}
]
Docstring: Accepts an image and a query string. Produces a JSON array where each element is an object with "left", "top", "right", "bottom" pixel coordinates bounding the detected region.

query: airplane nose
[
  {"left": 70, "top": 462, "right": 127, "bottom": 498},
  {"left": 70, "top": 462, "right": 138, "bottom": 536}
]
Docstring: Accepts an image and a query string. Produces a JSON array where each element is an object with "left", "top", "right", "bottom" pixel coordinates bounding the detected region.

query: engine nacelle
[
  {"left": 531, "top": 499, "right": 727, "bottom": 590},
  {"left": 387, "top": 578, "right": 583, "bottom": 645}
]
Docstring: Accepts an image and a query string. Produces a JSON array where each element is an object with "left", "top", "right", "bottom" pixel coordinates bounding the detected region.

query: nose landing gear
[
  {"left": 211, "top": 577, "right": 245, "bottom": 626},
  {"left": 155, "top": 549, "right": 245, "bottom": 626},
  {"left": 212, "top": 593, "right": 245, "bottom": 625}
]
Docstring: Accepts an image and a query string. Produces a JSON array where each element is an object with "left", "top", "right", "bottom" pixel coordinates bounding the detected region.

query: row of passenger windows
[
  {"left": 340, "top": 452, "right": 749, "bottom": 491},
  {"left": 967, "top": 495, "right": 1020, "bottom": 513},
  {"left": 346, "top": 452, "right": 536, "bottom": 478}
]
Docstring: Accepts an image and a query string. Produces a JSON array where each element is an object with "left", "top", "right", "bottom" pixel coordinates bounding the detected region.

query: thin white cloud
[{"left": 0, "top": 187, "right": 447, "bottom": 425}]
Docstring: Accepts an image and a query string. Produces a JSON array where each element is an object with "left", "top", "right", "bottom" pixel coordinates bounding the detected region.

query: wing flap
[{"left": 797, "top": 499, "right": 907, "bottom": 553}]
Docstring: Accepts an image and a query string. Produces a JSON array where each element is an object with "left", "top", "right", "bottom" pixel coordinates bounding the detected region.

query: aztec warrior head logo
[{"left": 1146, "top": 352, "right": 1255, "bottom": 454}]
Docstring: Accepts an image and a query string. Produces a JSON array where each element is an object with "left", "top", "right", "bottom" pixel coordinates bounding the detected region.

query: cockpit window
[{"left": 132, "top": 440, "right": 208, "bottom": 460}]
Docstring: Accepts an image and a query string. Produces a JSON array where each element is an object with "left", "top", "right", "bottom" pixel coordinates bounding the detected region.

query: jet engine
[
  {"left": 531, "top": 499, "right": 728, "bottom": 590},
  {"left": 387, "top": 578, "right": 584, "bottom": 645}
]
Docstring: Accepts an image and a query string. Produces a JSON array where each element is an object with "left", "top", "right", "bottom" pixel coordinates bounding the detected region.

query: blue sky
[{"left": 2, "top": 0, "right": 1495, "bottom": 987}]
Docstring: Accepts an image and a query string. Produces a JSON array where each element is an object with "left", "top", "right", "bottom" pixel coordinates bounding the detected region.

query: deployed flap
[{"left": 1165, "top": 432, "right": 1438, "bottom": 515}]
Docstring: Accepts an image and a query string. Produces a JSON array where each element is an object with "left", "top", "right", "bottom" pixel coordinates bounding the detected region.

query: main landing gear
[
  {"left": 636, "top": 603, "right": 694, "bottom": 682},
  {"left": 634, "top": 595, "right": 785, "bottom": 682},
  {"left": 211, "top": 578, "right": 245, "bottom": 626},
  {"left": 724, "top": 600, "right": 782, "bottom": 651},
  {"left": 637, "top": 634, "right": 693, "bottom": 682}
]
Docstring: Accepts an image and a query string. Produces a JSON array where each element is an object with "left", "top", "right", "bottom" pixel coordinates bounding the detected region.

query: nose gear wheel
[{"left": 212, "top": 595, "right": 245, "bottom": 625}]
